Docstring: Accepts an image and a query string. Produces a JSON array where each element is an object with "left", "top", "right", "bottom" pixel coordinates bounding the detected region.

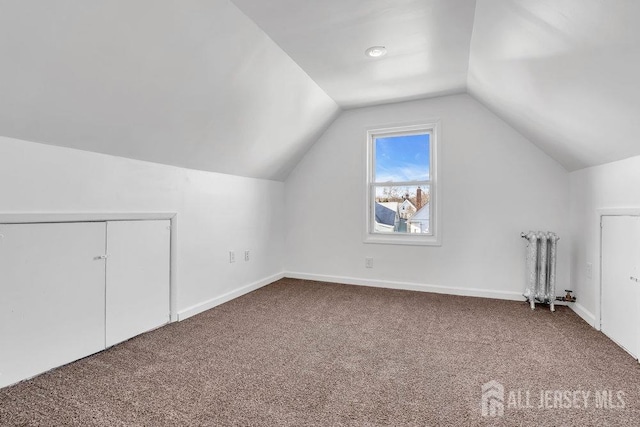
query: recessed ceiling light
[{"left": 365, "top": 46, "right": 387, "bottom": 58}]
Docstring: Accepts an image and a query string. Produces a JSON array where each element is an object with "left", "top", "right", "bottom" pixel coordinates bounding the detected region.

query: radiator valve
[{"left": 556, "top": 290, "right": 576, "bottom": 303}]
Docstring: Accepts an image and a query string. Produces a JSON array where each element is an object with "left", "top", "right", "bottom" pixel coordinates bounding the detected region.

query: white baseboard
[
  {"left": 176, "top": 271, "right": 598, "bottom": 328},
  {"left": 177, "top": 272, "right": 284, "bottom": 321},
  {"left": 570, "top": 302, "right": 596, "bottom": 328},
  {"left": 284, "top": 271, "right": 525, "bottom": 302}
]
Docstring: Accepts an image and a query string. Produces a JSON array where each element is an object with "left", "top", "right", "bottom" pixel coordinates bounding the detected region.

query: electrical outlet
[
  {"left": 586, "top": 262, "right": 593, "bottom": 279},
  {"left": 229, "top": 251, "right": 235, "bottom": 263},
  {"left": 365, "top": 257, "right": 374, "bottom": 268},
  {"left": 244, "top": 250, "right": 250, "bottom": 261}
]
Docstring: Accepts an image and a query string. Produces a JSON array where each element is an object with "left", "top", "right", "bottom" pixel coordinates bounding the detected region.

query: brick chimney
[{"left": 417, "top": 187, "right": 422, "bottom": 209}]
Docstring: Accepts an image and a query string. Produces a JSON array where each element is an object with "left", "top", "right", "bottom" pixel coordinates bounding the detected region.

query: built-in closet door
[
  {"left": 601, "top": 215, "right": 640, "bottom": 359},
  {"left": 105, "top": 220, "right": 170, "bottom": 347},
  {"left": 0, "top": 222, "right": 106, "bottom": 388}
]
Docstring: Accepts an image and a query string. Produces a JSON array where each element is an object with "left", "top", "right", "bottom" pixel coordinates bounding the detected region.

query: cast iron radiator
[{"left": 521, "top": 231, "right": 559, "bottom": 311}]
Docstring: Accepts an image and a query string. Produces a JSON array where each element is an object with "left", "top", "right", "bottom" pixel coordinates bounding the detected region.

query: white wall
[
  {"left": 0, "top": 135, "right": 285, "bottom": 319},
  {"left": 569, "top": 155, "right": 640, "bottom": 326},
  {"left": 285, "top": 94, "right": 570, "bottom": 299}
]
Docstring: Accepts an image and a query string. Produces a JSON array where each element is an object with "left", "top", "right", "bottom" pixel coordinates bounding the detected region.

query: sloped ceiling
[
  {"left": 468, "top": 0, "right": 640, "bottom": 171},
  {"left": 234, "top": 0, "right": 640, "bottom": 172},
  {"left": 231, "top": 0, "right": 477, "bottom": 108},
  {"left": 1, "top": 0, "right": 637, "bottom": 177},
  {"left": 0, "top": 0, "right": 339, "bottom": 181}
]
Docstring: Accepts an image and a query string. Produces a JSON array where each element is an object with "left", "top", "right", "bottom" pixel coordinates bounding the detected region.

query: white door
[
  {"left": 0, "top": 222, "right": 106, "bottom": 388},
  {"left": 105, "top": 220, "right": 170, "bottom": 347},
  {"left": 601, "top": 215, "right": 640, "bottom": 359}
]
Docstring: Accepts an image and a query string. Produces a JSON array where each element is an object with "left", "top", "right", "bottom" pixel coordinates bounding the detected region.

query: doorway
[{"left": 600, "top": 215, "right": 640, "bottom": 359}]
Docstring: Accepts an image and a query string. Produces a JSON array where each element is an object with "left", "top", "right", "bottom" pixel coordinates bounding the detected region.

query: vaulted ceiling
[
  {"left": 468, "top": 0, "right": 640, "bottom": 171},
  {"left": 0, "top": 0, "right": 340, "bottom": 180},
  {"left": 1, "top": 0, "right": 638, "bottom": 179},
  {"left": 231, "top": 0, "right": 476, "bottom": 108}
]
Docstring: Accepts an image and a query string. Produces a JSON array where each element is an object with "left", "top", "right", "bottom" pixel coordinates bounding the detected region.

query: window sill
[{"left": 364, "top": 233, "right": 441, "bottom": 246}]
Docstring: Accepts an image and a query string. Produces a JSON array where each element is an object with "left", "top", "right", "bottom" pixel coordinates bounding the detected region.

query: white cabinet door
[
  {"left": 601, "top": 216, "right": 640, "bottom": 359},
  {"left": 105, "top": 220, "right": 170, "bottom": 347},
  {"left": 0, "top": 222, "right": 106, "bottom": 388}
]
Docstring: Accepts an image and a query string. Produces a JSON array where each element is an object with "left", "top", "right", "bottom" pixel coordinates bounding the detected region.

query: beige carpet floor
[{"left": 1, "top": 278, "right": 640, "bottom": 426}]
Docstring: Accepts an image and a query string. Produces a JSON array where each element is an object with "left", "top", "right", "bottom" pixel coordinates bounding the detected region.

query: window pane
[
  {"left": 375, "top": 133, "right": 430, "bottom": 182},
  {"left": 373, "top": 185, "right": 430, "bottom": 234}
]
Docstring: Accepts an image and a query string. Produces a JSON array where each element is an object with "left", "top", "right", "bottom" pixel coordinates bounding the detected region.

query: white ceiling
[
  {"left": 0, "top": 0, "right": 339, "bottom": 181},
  {"left": 234, "top": 0, "right": 640, "bottom": 171},
  {"left": 0, "top": 0, "right": 638, "bottom": 178},
  {"left": 231, "top": 0, "right": 477, "bottom": 109},
  {"left": 468, "top": 0, "right": 640, "bottom": 171}
]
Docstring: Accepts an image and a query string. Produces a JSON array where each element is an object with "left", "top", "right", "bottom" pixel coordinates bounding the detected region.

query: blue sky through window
[{"left": 375, "top": 133, "right": 430, "bottom": 182}]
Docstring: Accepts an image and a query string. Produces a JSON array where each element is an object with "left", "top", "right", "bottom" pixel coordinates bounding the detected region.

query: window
[{"left": 365, "top": 122, "right": 440, "bottom": 245}]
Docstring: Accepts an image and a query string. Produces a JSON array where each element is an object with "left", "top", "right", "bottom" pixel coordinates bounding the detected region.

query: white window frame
[{"left": 364, "top": 121, "right": 441, "bottom": 246}]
